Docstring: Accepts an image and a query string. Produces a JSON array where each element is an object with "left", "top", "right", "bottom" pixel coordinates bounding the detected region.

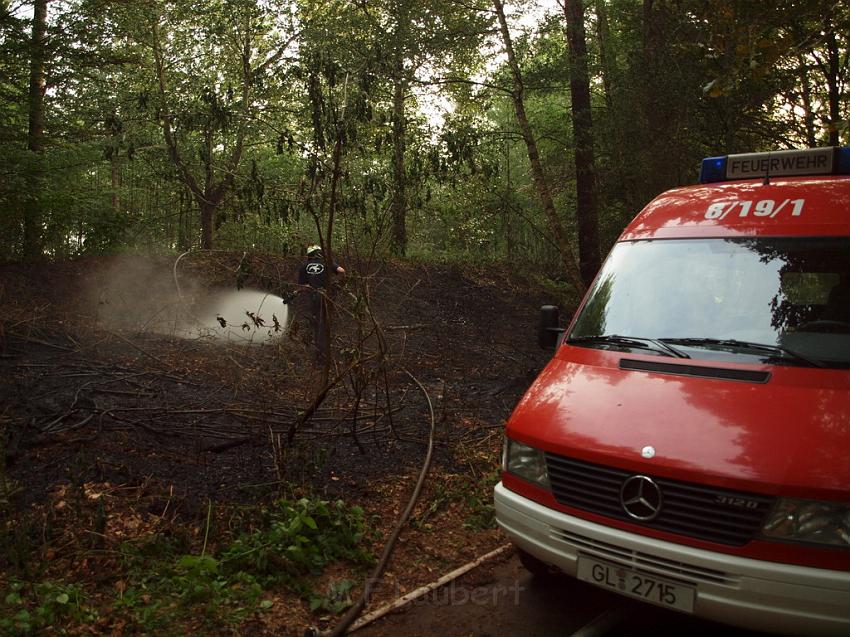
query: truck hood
[{"left": 507, "top": 346, "right": 850, "bottom": 499}]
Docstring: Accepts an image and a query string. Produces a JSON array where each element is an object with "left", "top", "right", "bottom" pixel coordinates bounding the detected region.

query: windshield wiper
[
  {"left": 660, "top": 338, "right": 826, "bottom": 368},
  {"left": 567, "top": 334, "right": 690, "bottom": 359}
]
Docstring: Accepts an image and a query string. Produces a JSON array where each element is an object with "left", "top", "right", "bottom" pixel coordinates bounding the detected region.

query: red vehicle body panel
[
  {"left": 621, "top": 176, "right": 849, "bottom": 240},
  {"left": 511, "top": 347, "right": 850, "bottom": 499},
  {"left": 504, "top": 173, "right": 850, "bottom": 569}
]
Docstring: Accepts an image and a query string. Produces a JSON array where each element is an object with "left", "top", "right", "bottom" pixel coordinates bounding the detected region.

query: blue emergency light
[{"left": 700, "top": 146, "right": 850, "bottom": 183}]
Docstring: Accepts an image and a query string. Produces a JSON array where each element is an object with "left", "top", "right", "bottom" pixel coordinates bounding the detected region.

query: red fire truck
[{"left": 495, "top": 147, "right": 850, "bottom": 635}]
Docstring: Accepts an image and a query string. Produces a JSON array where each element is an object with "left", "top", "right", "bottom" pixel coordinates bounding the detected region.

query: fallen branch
[
  {"left": 286, "top": 352, "right": 379, "bottom": 445},
  {"left": 7, "top": 331, "right": 74, "bottom": 352},
  {"left": 349, "top": 544, "right": 512, "bottom": 633},
  {"left": 202, "top": 436, "right": 253, "bottom": 453},
  {"left": 384, "top": 323, "right": 429, "bottom": 332},
  {"left": 105, "top": 330, "right": 174, "bottom": 372}
]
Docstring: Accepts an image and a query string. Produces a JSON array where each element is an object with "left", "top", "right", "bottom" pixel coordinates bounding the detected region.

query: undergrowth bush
[
  {"left": 221, "top": 498, "right": 372, "bottom": 588},
  {"left": 0, "top": 497, "right": 372, "bottom": 634},
  {"left": 0, "top": 579, "right": 96, "bottom": 635}
]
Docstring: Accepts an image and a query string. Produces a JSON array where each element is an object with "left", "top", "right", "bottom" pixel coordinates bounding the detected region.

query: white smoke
[
  {"left": 87, "top": 257, "right": 288, "bottom": 343},
  {"left": 189, "top": 288, "right": 289, "bottom": 343}
]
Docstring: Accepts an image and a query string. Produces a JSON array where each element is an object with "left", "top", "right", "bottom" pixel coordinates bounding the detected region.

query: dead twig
[
  {"left": 105, "top": 330, "right": 174, "bottom": 372},
  {"left": 7, "top": 331, "right": 74, "bottom": 352},
  {"left": 286, "top": 352, "right": 379, "bottom": 445},
  {"left": 384, "top": 323, "right": 430, "bottom": 331}
]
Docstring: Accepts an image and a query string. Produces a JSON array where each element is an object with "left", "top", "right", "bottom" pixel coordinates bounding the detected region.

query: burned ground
[{"left": 0, "top": 252, "right": 561, "bottom": 634}]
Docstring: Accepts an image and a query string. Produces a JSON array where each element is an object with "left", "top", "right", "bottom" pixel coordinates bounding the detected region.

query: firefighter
[{"left": 296, "top": 244, "right": 345, "bottom": 357}]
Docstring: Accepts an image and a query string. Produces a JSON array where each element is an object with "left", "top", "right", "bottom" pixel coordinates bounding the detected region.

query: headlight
[
  {"left": 503, "top": 439, "right": 550, "bottom": 488},
  {"left": 761, "top": 498, "right": 850, "bottom": 547}
]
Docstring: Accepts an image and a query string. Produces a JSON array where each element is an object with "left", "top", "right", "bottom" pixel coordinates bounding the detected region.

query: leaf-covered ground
[{"left": 0, "top": 252, "right": 562, "bottom": 635}]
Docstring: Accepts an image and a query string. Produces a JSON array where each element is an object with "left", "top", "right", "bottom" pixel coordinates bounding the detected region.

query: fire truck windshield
[{"left": 568, "top": 237, "right": 850, "bottom": 369}]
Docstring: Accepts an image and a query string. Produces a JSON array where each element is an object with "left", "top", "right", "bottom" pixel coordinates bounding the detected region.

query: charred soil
[{"left": 0, "top": 252, "right": 560, "bottom": 635}]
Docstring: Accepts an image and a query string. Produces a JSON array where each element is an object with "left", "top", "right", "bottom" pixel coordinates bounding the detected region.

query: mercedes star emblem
[{"left": 620, "top": 475, "right": 663, "bottom": 521}]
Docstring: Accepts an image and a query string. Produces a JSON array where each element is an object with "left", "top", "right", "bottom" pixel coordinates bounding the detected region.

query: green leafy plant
[
  {"left": 463, "top": 468, "right": 500, "bottom": 530},
  {"left": 221, "top": 498, "right": 372, "bottom": 588},
  {"left": 108, "top": 496, "right": 371, "bottom": 631},
  {"left": 114, "top": 548, "right": 264, "bottom": 632},
  {"left": 411, "top": 481, "right": 453, "bottom": 529},
  {"left": 0, "top": 579, "right": 96, "bottom": 635},
  {"left": 308, "top": 579, "right": 356, "bottom": 614}
]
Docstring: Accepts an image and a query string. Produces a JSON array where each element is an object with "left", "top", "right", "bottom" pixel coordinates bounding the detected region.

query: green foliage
[
  {"left": 215, "top": 213, "right": 296, "bottom": 254},
  {"left": 0, "top": 579, "right": 97, "bottom": 636},
  {"left": 221, "top": 498, "right": 372, "bottom": 588},
  {"left": 410, "top": 468, "right": 502, "bottom": 533},
  {"left": 104, "top": 497, "right": 370, "bottom": 632},
  {"left": 113, "top": 550, "right": 264, "bottom": 632},
  {"left": 0, "top": 0, "right": 846, "bottom": 267},
  {"left": 462, "top": 468, "right": 501, "bottom": 531},
  {"left": 308, "top": 578, "right": 356, "bottom": 614}
]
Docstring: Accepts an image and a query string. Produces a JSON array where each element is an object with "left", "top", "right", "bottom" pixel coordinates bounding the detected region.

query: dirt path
[{"left": 355, "top": 554, "right": 767, "bottom": 637}]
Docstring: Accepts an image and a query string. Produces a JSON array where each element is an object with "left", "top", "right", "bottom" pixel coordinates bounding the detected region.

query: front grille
[
  {"left": 551, "top": 527, "right": 739, "bottom": 586},
  {"left": 545, "top": 453, "right": 775, "bottom": 546}
]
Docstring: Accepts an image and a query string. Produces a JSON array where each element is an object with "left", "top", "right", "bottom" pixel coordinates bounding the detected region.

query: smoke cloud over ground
[{"left": 85, "top": 256, "right": 288, "bottom": 343}]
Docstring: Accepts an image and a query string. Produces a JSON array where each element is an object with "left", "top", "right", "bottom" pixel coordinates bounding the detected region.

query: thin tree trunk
[
  {"left": 390, "top": 74, "right": 407, "bottom": 256},
  {"left": 563, "top": 0, "right": 601, "bottom": 287},
  {"left": 642, "top": 0, "right": 668, "bottom": 193},
  {"left": 320, "top": 132, "right": 345, "bottom": 386},
  {"left": 504, "top": 140, "right": 514, "bottom": 261},
  {"left": 111, "top": 155, "right": 121, "bottom": 215},
  {"left": 200, "top": 200, "right": 215, "bottom": 250},
  {"left": 824, "top": 27, "right": 840, "bottom": 146},
  {"left": 492, "top": 0, "right": 586, "bottom": 296},
  {"left": 389, "top": 4, "right": 410, "bottom": 258},
  {"left": 23, "top": 0, "right": 48, "bottom": 260},
  {"left": 27, "top": 0, "right": 47, "bottom": 155},
  {"left": 594, "top": 0, "right": 614, "bottom": 112},
  {"left": 797, "top": 55, "right": 817, "bottom": 147}
]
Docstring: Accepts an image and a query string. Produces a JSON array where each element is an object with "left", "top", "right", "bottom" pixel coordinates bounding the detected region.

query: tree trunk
[
  {"left": 200, "top": 199, "right": 216, "bottom": 250},
  {"left": 492, "top": 0, "right": 586, "bottom": 296},
  {"left": 390, "top": 75, "right": 407, "bottom": 256},
  {"left": 797, "top": 55, "right": 817, "bottom": 147},
  {"left": 641, "top": 0, "right": 669, "bottom": 194},
  {"left": 504, "top": 140, "right": 514, "bottom": 261},
  {"left": 563, "top": 0, "right": 601, "bottom": 287},
  {"left": 111, "top": 155, "right": 121, "bottom": 215},
  {"left": 23, "top": 0, "right": 48, "bottom": 260},
  {"left": 27, "top": 0, "right": 47, "bottom": 155},
  {"left": 594, "top": 0, "right": 615, "bottom": 112},
  {"left": 824, "top": 27, "right": 840, "bottom": 146},
  {"left": 389, "top": 5, "right": 410, "bottom": 258},
  {"left": 151, "top": 14, "right": 249, "bottom": 251},
  {"left": 320, "top": 132, "right": 345, "bottom": 385}
]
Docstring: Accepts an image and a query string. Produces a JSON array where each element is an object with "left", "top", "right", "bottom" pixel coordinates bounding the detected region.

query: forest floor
[{"left": 0, "top": 251, "right": 570, "bottom": 636}]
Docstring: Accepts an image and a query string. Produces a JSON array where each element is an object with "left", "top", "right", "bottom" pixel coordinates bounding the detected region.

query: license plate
[{"left": 576, "top": 556, "right": 696, "bottom": 613}]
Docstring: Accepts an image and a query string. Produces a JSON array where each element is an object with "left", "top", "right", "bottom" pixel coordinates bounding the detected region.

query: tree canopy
[{"left": 1, "top": 0, "right": 847, "bottom": 287}]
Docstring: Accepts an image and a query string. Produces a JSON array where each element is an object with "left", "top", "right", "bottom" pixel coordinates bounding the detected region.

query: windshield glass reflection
[{"left": 569, "top": 237, "right": 850, "bottom": 368}]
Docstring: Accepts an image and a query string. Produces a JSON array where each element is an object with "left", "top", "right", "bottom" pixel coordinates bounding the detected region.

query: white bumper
[{"left": 495, "top": 482, "right": 850, "bottom": 636}]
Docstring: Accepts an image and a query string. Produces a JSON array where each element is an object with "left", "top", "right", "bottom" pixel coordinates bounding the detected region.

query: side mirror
[{"left": 538, "top": 305, "right": 564, "bottom": 350}]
